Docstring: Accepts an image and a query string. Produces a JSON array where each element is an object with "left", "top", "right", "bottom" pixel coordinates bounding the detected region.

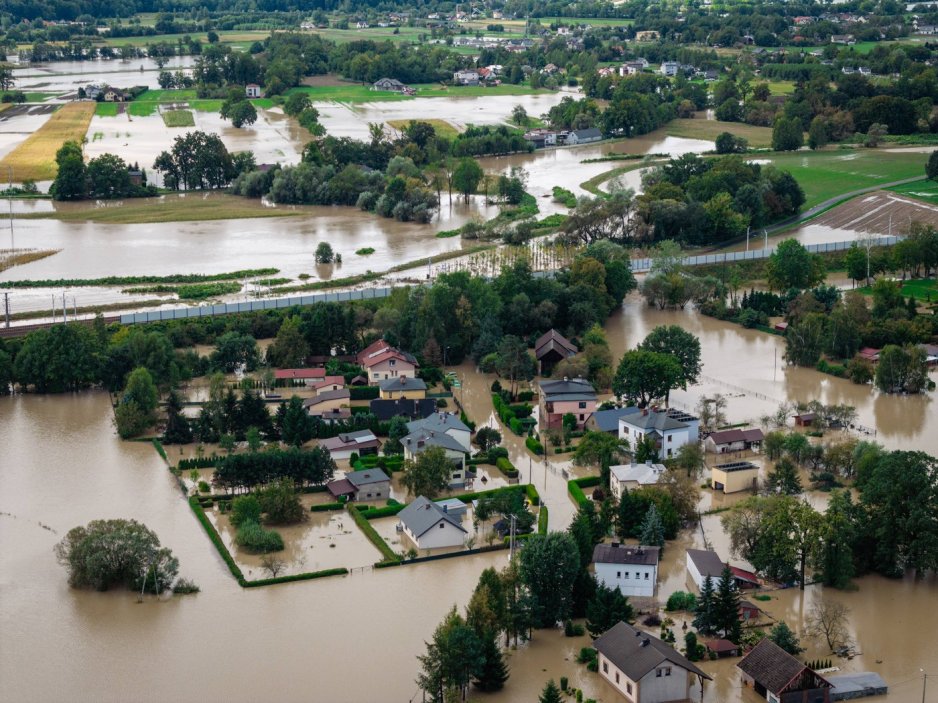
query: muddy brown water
[{"left": 2, "top": 285, "right": 938, "bottom": 703}]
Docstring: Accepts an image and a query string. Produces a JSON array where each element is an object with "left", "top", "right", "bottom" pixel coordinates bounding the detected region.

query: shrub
[
  {"left": 235, "top": 521, "right": 284, "bottom": 553},
  {"left": 310, "top": 501, "right": 345, "bottom": 512},
  {"left": 564, "top": 620, "right": 585, "bottom": 636},
  {"left": 495, "top": 456, "right": 519, "bottom": 478},
  {"left": 643, "top": 613, "right": 662, "bottom": 627},
  {"left": 197, "top": 480, "right": 211, "bottom": 493},
  {"left": 665, "top": 591, "right": 697, "bottom": 612},
  {"left": 258, "top": 479, "right": 306, "bottom": 525},
  {"left": 525, "top": 436, "right": 544, "bottom": 455},
  {"left": 517, "top": 390, "right": 534, "bottom": 402},
  {"left": 231, "top": 494, "right": 262, "bottom": 527},
  {"left": 560, "top": 676, "right": 568, "bottom": 692},
  {"left": 349, "top": 386, "right": 379, "bottom": 400},
  {"left": 348, "top": 505, "right": 399, "bottom": 563},
  {"left": 525, "top": 483, "right": 541, "bottom": 506},
  {"left": 172, "top": 578, "right": 200, "bottom": 594},
  {"left": 538, "top": 505, "right": 549, "bottom": 534}
]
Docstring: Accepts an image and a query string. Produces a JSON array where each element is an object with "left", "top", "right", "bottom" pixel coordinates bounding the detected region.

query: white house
[
  {"left": 593, "top": 543, "right": 660, "bottom": 598},
  {"left": 686, "top": 548, "right": 725, "bottom": 591},
  {"left": 660, "top": 61, "right": 680, "bottom": 77},
  {"left": 245, "top": 83, "right": 261, "bottom": 98},
  {"left": 619, "top": 408, "right": 699, "bottom": 459},
  {"left": 593, "top": 622, "right": 712, "bottom": 703},
  {"left": 398, "top": 496, "right": 468, "bottom": 549},
  {"left": 609, "top": 461, "right": 667, "bottom": 500},
  {"left": 406, "top": 412, "right": 472, "bottom": 452},
  {"left": 453, "top": 70, "right": 480, "bottom": 85},
  {"left": 401, "top": 413, "right": 471, "bottom": 487}
]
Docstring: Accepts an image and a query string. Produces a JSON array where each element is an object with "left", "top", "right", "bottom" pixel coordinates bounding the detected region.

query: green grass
[
  {"left": 128, "top": 101, "right": 158, "bottom": 116},
  {"left": 134, "top": 89, "right": 198, "bottom": 102},
  {"left": 386, "top": 118, "right": 460, "bottom": 139},
  {"left": 766, "top": 80, "right": 796, "bottom": 96},
  {"left": 665, "top": 118, "right": 774, "bottom": 148},
  {"left": 95, "top": 102, "right": 120, "bottom": 116},
  {"left": 764, "top": 149, "right": 928, "bottom": 209},
  {"left": 288, "top": 82, "right": 550, "bottom": 104},
  {"left": 101, "top": 30, "right": 270, "bottom": 48},
  {"left": 162, "top": 109, "right": 195, "bottom": 127},
  {"left": 857, "top": 278, "right": 937, "bottom": 299},
  {"left": 886, "top": 179, "right": 938, "bottom": 204},
  {"left": 355, "top": 247, "right": 375, "bottom": 255}
]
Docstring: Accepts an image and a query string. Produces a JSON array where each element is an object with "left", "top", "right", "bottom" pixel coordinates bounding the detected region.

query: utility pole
[
  {"left": 745, "top": 226, "right": 750, "bottom": 253},
  {"left": 62, "top": 292, "right": 68, "bottom": 323},
  {"left": 508, "top": 514, "right": 517, "bottom": 561},
  {"left": 3, "top": 292, "right": 9, "bottom": 328}
]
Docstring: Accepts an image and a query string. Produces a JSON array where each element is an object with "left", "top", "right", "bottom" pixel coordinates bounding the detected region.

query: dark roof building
[
  {"left": 538, "top": 378, "right": 597, "bottom": 402},
  {"left": 534, "top": 329, "right": 578, "bottom": 375},
  {"left": 369, "top": 398, "right": 437, "bottom": 421},
  {"left": 586, "top": 406, "right": 640, "bottom": 433},
  {"left": 738, "top": 639, "right": 832, "bottom": 703},
  {"left": 378, "top": 376, "right": 427, "bottom": 393},
  {"left": 592, "top": 543, "right": 660, "bottom": 566}
]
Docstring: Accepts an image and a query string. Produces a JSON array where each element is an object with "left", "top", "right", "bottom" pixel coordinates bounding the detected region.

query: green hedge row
[
  {"left": 152, "top": 439, "right": 168, "bottom": 463},
  {"left": 311, "top": 501, "right": 345, "bottom": 512},
  {"left": 538, "top": 505, "right": 549, "bottom": 534},
  {"left": 492, "top": 394, "right": 524, "bottom": 436},
  {"left": 567, "top": 475, "right": 602, "bottom": 508},
  {"left": 525, "top": 436, "right": 544, "bottom": 455},
  {"left": 525, "top": 483, "right": 540, "bottom": 506},
  {"left": 188, "top": 496, "right": 246, "bottom": 586},
  {"left": 178, "top": 455, "right": 220, "bottom": 470},
  {"left": 354, "top": 455, "right": 405, "bottom": 472},
  {"left": 349, "top": 386, "right": 379, "bottom": 400},
  {"left": 495, "top": 456, "right": 519, "bottom": 479},
  {"left": 360, "top": 503, "right": 408, "bottom": 519},
  {"left": 243, "top": 568, "right": 349, "bottom": 588},
  {"left": 452, "top": 484, "right": 525, "bottom": 505},
  {"left": 348, "top": 505, "right": 400, "bottom": 564}
]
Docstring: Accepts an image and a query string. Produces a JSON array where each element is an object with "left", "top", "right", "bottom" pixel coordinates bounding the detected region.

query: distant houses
[
  {"left": 566, "top": 127, "right": 602, "bottom": 145},
  {"left": 453, "top": 69, "right": 481, "bottom": 86},
  {"left": 245, "top": 83, "right": 262, "bottom": 98},
  {"left": 372, "top": 77, "right": 416, "bottom": 95},
  {"left": 705, "top": 428, "right": 764, "bottom": 454},
  {"left": 592, "top": 542, "right": 660, "bottom": 597}
]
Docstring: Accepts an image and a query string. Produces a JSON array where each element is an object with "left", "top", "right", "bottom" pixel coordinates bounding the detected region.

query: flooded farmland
[{"left": 2, "top": 295, "right": 938, "bottom": 703}]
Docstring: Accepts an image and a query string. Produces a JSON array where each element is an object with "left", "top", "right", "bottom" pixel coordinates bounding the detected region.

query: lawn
[
  {"left": 857, "top": 278, "right": 937, "bottom": 299},
  {"left": 289, "top": 82, "right": 551, "bottom": 103},
  {"left": 95, "top": 102, "right": 121, "bottom": 116},
  {"left": 886, "top": 179, "right": 938, "bottom": 204},
  {"left": 0, "top": 102, "right": 96, "bottom": 181},
  {"left": 766, "top": 80, "right": 796, "bottom": 96},
  {"left": 763, "top": 149, "right": 929, "bottom": 209},
  {"left": 665, "top": 118, "right": 774, "bottom": 148},
  {"left": 162, "top": 109, "right": 195, "bottom": 127},
  {"left": 24, "top": 194, "right": 304, "bottom": 224},
  {"left": 386, "top": 118, "right": 461, "bottom": 139}
]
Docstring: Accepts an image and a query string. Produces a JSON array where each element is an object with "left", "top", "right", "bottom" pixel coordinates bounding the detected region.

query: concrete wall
[
  {"left": 595, "top": 562, "right": 656, "bottom": 597},
  {"left": 379, "top": 388, "right": 426, "bottom": 400},
  {"left": 354, "top": 481, "right": 390, "bottom": 502}
]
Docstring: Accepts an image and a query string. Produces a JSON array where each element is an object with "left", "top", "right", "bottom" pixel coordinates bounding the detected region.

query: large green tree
[
  {"left": 452, "top": 157, "right": 484, "bottom": 204},
  {"left": 612, "top": 349, "right": 682, "bottom": 407},
  {"left": 638, "top": 325, "right": 702, "bottom": 395},
  {"left": 50, "top": 140, "right": 87, "bottom": 201},
  {"left": 767, "top": 240, "right": 824, "bottom": 291},
  {"left": 518, "top": 532, "right": 581, "bottom": 628},
  {"left": 14, "top": 324, "right": 102, "bottom": 393},
  {"left": 265, "top": 315, "right": 309, "bottom": 369},
  {"left": 585, "top": 582, "right": 634, "bottom": 638},
  {"left": 401, "top": 445, "right": 453, "bottom": 500}
]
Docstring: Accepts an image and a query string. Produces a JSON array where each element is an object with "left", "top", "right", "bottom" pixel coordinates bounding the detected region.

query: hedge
[
  {"left": 311, "top": 501, "right": 345, "bottom": 512},
  {"left": 492, "top": 394, "right": 524, "bottom": 435},
  {"left": 451, "top": 484, "right": 526, "bottom": 505},
  {"left": 508, "top": 403, "right": 533, "bottom": 418},
  {"left": 360, "top": 503, "right": 408, "bottom": 519},
  {"left": 525, "top": 483, "right": 541, "bottom": 506},
  {"left": 538, "top": 505, "right": 549, "bottom": 534},
  {"left": 568, "top": 480, "right": 589, "bottom": 508},
  {"left": 495, "top": 456, "right": 519, "bottom": 479},
  {"left": 348, "top": 505, "right": 400, "bottom": 564},
  {"left": 188, "top": 496, "right": 246, "bottom": 585},
  {"left": 525, "top": 436, "right": 544, "bottom": 456},
  {"left": 178, "top": 455, "right": 221, "bottom": 470},
  {"left": 152, "top": 439, "right": 168, "bottom": 463},
  {"left": 243, "top": 567, "right": 349, "bottom": 587},
  {"left": 349, "top": 386, "right": 379, "bottom": 400}
]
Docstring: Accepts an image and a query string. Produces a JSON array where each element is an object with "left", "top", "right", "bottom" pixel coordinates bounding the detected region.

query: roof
[
  {"left": 827, "top": 672, "right": 887, "bottom": 696},
  {"left": 274, "top": 368, "right": 325, "bottom": 379},
  {"left": 590, "top": 406, "right": 641, "bottom": 432},
  {"left": 610, "top": 462, "right": 667, "bottom": 486},
  {"left": 310, "top": 375, "right": 346, "bottom": 390},
  {"left": 434, "top": 498, "right": 468, "bottom": 514},
  {"left": 572, "top": 127, "right": 602, "bottom": 139},
  {"left": 357, "top": 339, "right": 390, "bottom": 364},
  {"left": 321, "top": 430, "right": 379, "bottom": 451},
  {"left": 729, "top": 565, "right": 759, "bottom": 585},
  {"left": 739, "top": 600, "right": 760, "bottom": 612},
  {"left": 401, "top": 429, "right": 467, "bottom": 455},
  {"left": 687, "top": 549, "right": 725, "bottom": 580},
  {"left": 326, "top": 478, "right": 355, "bottom": 498},
  {"left": 378, "top": 376, "right": 427, "bottom": 392},
  {"left": 539, "top": 378, "right": 597, "bottom": 402},
  {"left": 346, "top": 468, "right": 390, "bottom": 487},
  {"left": 310, "top": 408, "right": 352, "bottom": 421},
  {"left": 534, "top": 329, "right": 578, "bottom": 360},
  {"left": 593, "top": 622, "right": 711, "bottom": 682},
  {"left": 398, "top": 496, "right": 467, "bottom": 538},
  {"left": 713, "top": 461, "right": 758, "bottom": 474},
  {"left": 303, "top": 389, "right": 351, "bottom": 407},
  {"left": 406, "top": 412, "right": 470, "bottom": 435},
  {"left": 708, "top": 428, "right": 765, "bottom": 445},
  {"left": 622, "top": 410, "right": 689, "bottom": 432},
  {"left": 362, "top": 347, "right": 419, "bottom": 368},
  {"left": 593, "top": 543, "right": 660, "bottom": 566},
  {"left": 369, "top": 398, "right": 437, "bottom": 421},
  {"left": 705, "top": 639, "right": 739, "bottom": 653},
  {"left": 738, "top": 639, "right": 830, "bottom": 695}
]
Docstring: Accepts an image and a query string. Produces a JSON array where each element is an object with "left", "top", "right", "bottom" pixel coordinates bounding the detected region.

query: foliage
[
  {"left": 768, "top": 240, "right": 825, "bottom": 291},
  {"left": 585, "top": 582, "right": 634, "bottom": 638},
  {"left": 153, "top": 130, "right": 235, "bottom": 190},
  {"left": 231, "top": 494, "right": 262, "bottom": 528},
  {"left": 769, "top": 622, "right": 803, "bottom": 655},
  {"left": 214, "top": 446, "right": 335, "bottom": 491},
  {"left": 665, "top": 591, "right": 697, "bottom": 612},
  {"left": 235, "top": 520, "right": 284, "bottom": 553},
  {"left": 639, "top": 504, "right": 666, "bottom": 548},
  {"left": 257, "top": 478, "right": 306, "bottom": 525},
  {"left": 519, "top": 532, "right": 582, "bottom": 628},
  {"left": 612, "top": 349, "right": 682, "bottom": 407},
  {"left": 401, "top": 445, "right": 453, "bottom": 500}
]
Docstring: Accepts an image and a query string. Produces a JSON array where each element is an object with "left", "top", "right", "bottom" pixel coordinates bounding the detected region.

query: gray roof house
[
  {"left": 587, "top": 406, "right": 640, "bottom": 434},
  {"left": 566, "top": 127, "right": 602, "bottom": 145},
  {"left": 327, "top": 467, "right": 391, "bottom": 502},
  {"left": 398, "top": 496, "right": 468, "bottom": 549},
  {"left": 593, "top": 622, "right": 711, "bottom": 702},
  {"left": 378, "top": 376, "right": 428, "bottom": 393},
  {"left": 320, "top": 429, "right": 381, "bottom": 460},
  {"left": 401, "top": 416, "right": 471, "bottom": 488},
  {"left": 406, "top": 412, "right": 472, "bottom": 452}
]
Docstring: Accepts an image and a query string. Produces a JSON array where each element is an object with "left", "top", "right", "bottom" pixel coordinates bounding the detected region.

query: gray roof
[
  {"left": 590, "top": 406, "right": 640, "bottom": 432},
  {"left": 572, "top": 127, "right": 602, "bottom": 139},
  {"left": 345, "top": 468, "right": 390, "bottom": 487},
  {"left": 621, "top": 410, "right": 688, "bottom": 432},
  {"left": 303, "top": 388, "right": 351, "bottom": 407},
  {"left": 687, "top": 548, "right": 726, "bottom": 580},
  {"left": 828, "top": 672, "right": 887, "bottom": 698},
  {"left": 406, "top": 412, "right": 470, "bottom": 435},
  {"left": 738, "top": 639, "right": 830, "bottom": 695},
  {"left": 593, "top": 543, "right": 659, "bottom": 566},
  {"left": 539, "top": 378, "right": 597, "bottom": 402},
  {"left": 398, "top": 496, "right": 467, "bottom": 538},
  {"left": 401, "top": 429, "right": 467, "bottom": 454},
  {"left": 534, "top": 329, "right": 578, "bottom": 359},
  {"left": 593, "top": 622, "right": 711, "bottom": 681},
  {"left": 378, "top": 376, "right": 427, "bottom": 392}
]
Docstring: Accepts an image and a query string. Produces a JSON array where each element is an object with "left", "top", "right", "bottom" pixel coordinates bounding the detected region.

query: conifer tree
[
  {"left": 713, "top": 566, "right": 742, "bottom": 643},
  {"left": 639, "top": 503, "right": 665, "bottom": 548}
]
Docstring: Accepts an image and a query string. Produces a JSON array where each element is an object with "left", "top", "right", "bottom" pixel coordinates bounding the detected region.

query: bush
[
  {"left": 560, "top": 676, "right": 568, "bottom": 692},
  {"left": 172, "top": 578, "right": 200, "bottom": 594},
  {"left": 235, "top": 521, "right": 284, "bottom": 553},
  {"left": 564, "top": 620, "right": 585, "bottom": 636},
  {"left": 348, "top": 505, "right": 400, "bottom": 563},
  {"left": 517, "top": 390, "right": 535, "bottom": 402},
  {"left": 525, "top": 483, "right": 541, "bottom": 506},
  {"left": 495, "top": 456, "right": 519, "bottom": 479},
  {"left": 231, "top": 494, "right": 262, "bottom": 527},
  {"left": 197, "top": 480, "right": 211, "bottom": 493},
  {"left": 310, "top": 501, "right": 345, "bottom": 512},
  {"left": 643, "top": 613, "right": 662, "bottom": 627},
  {"left": 538, "top": 505, "right": 549, "bottom": 534},
  {"left": 665, "top": 591, "right": 697, "bottom": 612},
  {"left": 525, "top": 436, "right": 544, "bottom": 455}
]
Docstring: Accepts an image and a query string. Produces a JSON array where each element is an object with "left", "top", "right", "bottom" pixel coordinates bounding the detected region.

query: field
[
  {"left": 886, "top": 179, "right": 938, "bottom": 204},
  {"left": 665, "top": 118, "right": 774, "bottom": 148},
  {"left": 24, "top": 194, "right": 303, "bottom": 225},
  {"left": 858, "top": 277, "right": 937, "bottom": 299},
  {"left": 94, "top": 102, "right": 121, "bottom": 116},
  {"left": 288, "top": 81, "right": 549, "bottom": 103},
  {"left": 810, "top": 190, "right": 938, "bottom": 234},
  {"left": 162, "top": 109, "right": 195, "bottom": 127},
  {"left": 780, "top": 38, "right": 928, "bottom": 55},
  {"left": 386, "top": 118, "right": 460, "bottom": 139},
  {"left": 90, "top": 90, "right": 263, "bottom": 119},
  {"left": 99, "top": 30, "right": 270, "bottom": 48},
  {"left": 764, "top": 148, "right": 928, "bottom": 209},
  {"left": 0, "top": 103, "right": 96, "bottom": 181}
]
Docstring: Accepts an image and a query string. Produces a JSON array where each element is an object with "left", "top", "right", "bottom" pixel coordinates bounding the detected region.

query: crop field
[
  {"left": 99, "top": 30, "right": 270, "bottom": 48},
  {"left": 811, "top": 190, "right": 938, "bottom": 235},
  {"left": 764, "top": 149, "right": 928, "bottom": 209},
  {"left": 386, "top": 118, "right": 460, "bottom": 139},
  {"left": 0, "top": 102, "right": 96, "bottom": 181},
  {"left": 289, "top": 82, "right": 550, "bottom": 104},
  {"left": 94, "top": 102, "right": 121, "bottom": 116},
  {"left": 665, "top": 118, "right": 774, "bottom": 147},
  {"left": 162, "top": 109, "right": 195, "bottom": 127}
]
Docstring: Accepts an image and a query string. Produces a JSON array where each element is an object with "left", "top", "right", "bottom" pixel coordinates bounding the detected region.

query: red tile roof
[{"left": 274, "top": 368, "right": 325, "bottom": 380}]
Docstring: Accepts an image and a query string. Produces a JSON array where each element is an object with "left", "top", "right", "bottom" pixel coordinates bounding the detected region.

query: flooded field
[{"left": 10, "top": 56, "right": 197, "bottom": 94}]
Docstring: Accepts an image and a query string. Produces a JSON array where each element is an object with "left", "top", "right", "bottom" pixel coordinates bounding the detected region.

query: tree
[
  {"left": 772, "top": 116, "right": 804, "bottom": 151},
  {"left": 86, "top": 153, "right": 134, "bottom": 199},
  {"left": 493, "top": 335, "right": 535, "bottom": 398},
  {"left": 807, "top": 601, "right": 852, "bottom": 652},
  {"left": 927, "top": 150, "right": 938, "bottom": 182},
  {"left": 384, "top": 416, "right": 410, "bottom": 455},
  {"left": 639, "top": 503, "right": 665, "bottom": 548},
  {"left": 114, "top": 400, "right": 151, "bottom": 440},
  {"left": 162, "top": 389, "right": 193, "bottom": 444},
  {"left": 539, "top": 680, "right": 563, "bottom": 703},
  {"left": 231, "top": 494, "right": 262, "bottom": 527},
  {"left": 54, "top": 519, "right": 181, "bottom": 593},
  {"left": 769, "top": 622, "right": 803, "bottom": 655},
  {"left": 713, "top": 565, "right": 742, "bottom": 643},
  {"left": 280, "top": 395, "right": 313, "bottom": 446},
  {"left": 574, "top": 431, "right": 627, "bottom": 484},
  {"left": 518, "top": 532, "right": 581, "bottom": 628},
  {"left": 258, "top": 478, "right": 306, "bottom": 524},
  {"left": 766, "top": 457, "right": 802, "bottom": 495},
  {"left": 612, "top": 349, "right": 682, "bottom": 407},
  {"left": 115, "top": 367, "right": 159, "bottom": 438},
  {"left": 875, "top": 345, "right": 929, "bottom": 394},
  {"left": 50, "top": 140, "right": 87, "bottom": 201},
  {"left": 475, "top": 426, "right": 502, "bottom": 452},
  {"left": 684, "top": 631, "right": 704, "bottom": 661},
  {"left": 315, "top": 242, "right": 335, "bottom": 264},
  {"left": 695, "top": 394, "right": 727, "bottom": 434},
  {"left": 283, "top": 92, "right": 311, "bottom": 117},
  {"left": 221, "top": 97, "right": 257, "bottom": 128},
  {"left": 452, "top": 157, "right": 484, "bottom": 204},
  {"left": 638, "top": 325, "right": 702, "bottom": 396},
  {"left": 511, "top": 104, "right": 528, "bottom": 126},
  {"left": 808, "top": 116, "right": 829, "bottom": 150},
  {"left": 715, "top": 132, "right": 747, "bottom": 154},
  {"left": 767, "top": 240, "right": 824, "bottom": 291},
  {"left": 210, "top": 332, "right": 259, "bottom": 372},
  {"left": 266, "top": 316, "right": 309, "bottom": 368},
  {"left": 0, "top": 349, "right": 13, "bottom": 395},
  {"left": 417, "top": 607, "right": 484, "bottom": 703},
  {"left": 864, "top": 122, "right": 887, "bottom": 148},
  {"left": 692, "top": 576, "right": 716, "bottom": 635},
  {"left": 401, "top": 446, "right": 453, "bottom": 500},
  {"left": 785, "top": 313, "right": 827, "bottom": 367},
  {"left": 585, "top": 582, "right": 634, "bottom": 637},
  {"left": 472, "top": 629, "right": 509, "bottom": 692}
]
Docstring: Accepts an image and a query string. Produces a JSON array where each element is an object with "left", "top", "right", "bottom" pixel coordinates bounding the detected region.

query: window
[
  {"left": 578, "top": 401, "right": 586, "bottom": 409},
  {"left": 615, "top": 673, "right": 619, "bottom": 684},
  {"left": 627, "top": 683, "right": 632, "bottom": 694},
  {"left": 452, "top": 472, "right": 461, "bottom": 479},
  {"left": 390, "top": 359, "right": 396, "bottom": 366},
  {"left": 603, "top": 662, "right": 608, "bottom": 674},
  {"left": 624, "top": 573, "right": 629, "bottom": 579},
  {"left": 656, "top": 669, "right": 662, "bottom": 678},
  {"left": 644, "top": 573, "right": 649, "bottom": 580},
  {"left": 668, "top": 435, "right": 673, "bottom": 443},
  {"left": 439, "top": 523, "right": 445, "bottom": 529},
  {"left": 616, "top": 571, "right": 621, "bottom": 579},
  {"left": 579, "top": 414, "right": 584, "bottom": 421},
  {"left": 665, "top": 667, "right": 672, "bottom": 676}
]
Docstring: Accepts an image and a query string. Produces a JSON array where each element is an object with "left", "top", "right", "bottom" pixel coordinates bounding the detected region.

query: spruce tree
[
  {"left": 162, "top": 389, "right": 192, "bottom": 444},
  {"left": 713, "top": 566, "right": 742, "bottom": 643},
  {"left": 539, "top": 679, "right": 563, "bottom": 703},
  {"left": 766, "top": 457, "right": 802, "bottom": 495},
  {"left": 769, "top": 621, "right": 803, "bottom": 655},
  {"left": 586, "top": 582, "right": 634, "bottom": 638},
  {"left": 692, "top": 576, "right": 716, "bottom": 635},
  {"left": 473, "top": 629, "right": 509, "bottom": 692},
  {"left": 639, "top": 503, "right": 665, "bottom": 548}
]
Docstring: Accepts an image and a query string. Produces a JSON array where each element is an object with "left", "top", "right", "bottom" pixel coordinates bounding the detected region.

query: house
[
  {"left": 369, "top": 398, "right": 437, "bottom": 422},
  {"left": 275, "top": 368, "right": 325, "bottom": 385},
  {"left": 310, "top": 376, "right": 346, "bottom": 395},
  {"left": 103, "top": 88, "right": 125, "bottom": 102},
  {"left": 618, "top": 408, "right": 699, "bottom": 459},
  {"left": 315, "top": 408, "right": 352, "bottom": 424},
  {"left": 609, "top": 461, "right": 667, "bottom": 500},
  {"left": 523, "top": 129, "right": 560, "bottom": 148},
  {"left": 592, "top": 542, "right": 660, "bottom": 597},
  {"left": 705, "top": 428, "right": 765, "bottom": 454},
  {"left": 406, "top": 412, "right": 472, "bottom": 452},
  {"left": 434, "top": 497, "right": 468, "bottom": 519},
  {"left": 857, "top": 347, "right": 881, "bottom": 364},
  {"left": 660, "top": 61, "right": 680, "bottom": 77},
  {"left": 739, "top": 601, "right": 761, "bottom": 622},
  {"left": 245, "top": 83, "right": 261, "bottom": 98},
  {"left": 85, "top": 84, "right": 103, "bottom": 100},
  {"left": 706, "top": 639, "right": 740, "bottom": 658},
  {"left": 372, "top": 77, "right": 407, "bottom": 92},
  {"left": 320, "top": 430, "right": 382, "bottom": 461},
  {"left": 355, "top": 20, "right": 369, "bottom": 28},
  {"left": 398, "top": 496, "right": 468, "bottom": 549},
  {"left": 593, "top": 622, "right": 712, "bottom": 703},
  {"left": 773, "top": 321, "right": 788, "bottom": 333},
  {"left": 534, "top": 329, "right": 578, "bottom": 375},
  {"left": 738, "top": 639, "right": 833, "bottom": 703},
  {"left": 919, "top": 343, "right": 938, "bottom": 366},
  {"left": 401, "top": 414, "right": 472, "bottom": 488},
  {"left": 831, "top": 34, "right": 856, "bottom": 44},
  {"left": 827, "top": 672, "right": 888, "bottom": 701},
  {"left": 566, "top": 128, "right": 603, "bottom": 145},
  {"left": 453, "top": 70, "right": 480, "bottom": 86},
  {"left": 303, "top": 389, "right": 351, "bottom": 416},
  {"left": 793, "top": 412, "right": 816, "bottom": 427},
  {"left": 686, "top": 548, "right": 760, "bottom": 591},
  {"left": 538, "top": 378, "right": 597, "bottom": 430},
  {"left": 858, "top": 66, "right": 871, "bottom": 76},
  {"left": 359, "top": 343, "right": 418, "bottom": 382},
  {"left": 586, "top": 406, "right": 640, "bottom": 434},
  {"left": 620, "top": 61, "right": 647, "bottom": 76},
  {"left": 710, "top": 461, "right": 759, "bottom": 494},
  {"left": 378, "top": 376, "right": 427, "bottom": 400},
  {"left": 326, "top": 467, "right": 391, "bottom": 501}
]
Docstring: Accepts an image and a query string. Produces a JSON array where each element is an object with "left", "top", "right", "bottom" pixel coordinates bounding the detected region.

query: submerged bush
[{"left": 235, "top": 520, "right": 284, "bottom": 553}]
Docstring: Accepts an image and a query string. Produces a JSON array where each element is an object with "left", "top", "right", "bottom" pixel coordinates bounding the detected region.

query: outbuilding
[{"left": 738, "top": 638, "right": 832, "bottom": 703}]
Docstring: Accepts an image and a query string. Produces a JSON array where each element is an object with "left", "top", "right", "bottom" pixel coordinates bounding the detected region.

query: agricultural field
[
  {"left": 288, "top": 82, "right": 550, "bottom": 103},
  {"left": 810, "top": 189, "right": 938, "bottom": 234},
  {"left": 162, "top": 109, "right": 195, "bottom": 127},
  {"left": 858, "top": 277, "right": 937, "bottom": 299},
  {"left": 764, "top": 148, "right": 928, "bottom": 209},
  {"left": 665, "top": 118, "right": 774, "bottom": 148},
  {"left": 0, "top": 102, "right": 96, "bottom": 181},
  {"left": 386, "top": 118, "right": 460, "bottom": 139},
  {"left": 94, "top": 103, "right": 121, "bottom": 116},
  {"left": 886, "top": 179, "right": 938, "bottom": 204},
  {"left": 99, "top": 30, "right": 271, "bottom": 48}
]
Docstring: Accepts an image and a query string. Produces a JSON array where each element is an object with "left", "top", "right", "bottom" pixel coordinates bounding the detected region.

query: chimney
[
  {"left": 641, "top": 639, "right": 650, "bottom": 647},
  {"left": 611, "top": 542, "right": 620, "bottom": 548}
]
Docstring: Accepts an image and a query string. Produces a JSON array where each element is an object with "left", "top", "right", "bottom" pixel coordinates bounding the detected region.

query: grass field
[
  {"left": 289, "top": 82, "right": 550, "bottom": 103},
  {"left": 766, "top": 80, "right": 796, "bottom": 96},
  {"left": 764, "top": 149, "right": 928, "bottom": 209},
  {"left": 162, "top": 109, "right": 195, "bottom": 127},
  {"left": 23, "top": 194, "right": 303, "bottom": 224},
  {"left": 0, "top": 103, "right": 96, "bottom": 182},
  {"left": 665, "top": 118, "right": 774, "bottom": 148},
  {"left": 886, "top": 179, "right": 938, "bottom": 204},
  {"left": 95, "top": 102, "right": 121, "bottom": 116},
  {"left": 858, "top": 278, "right": 937, "bottom": 299},
  {"left": 100, "top": 30, "right": 270, "bottom": 48},
  {"left": 386, "top": 118, "right": 460, "bottom": 139}
]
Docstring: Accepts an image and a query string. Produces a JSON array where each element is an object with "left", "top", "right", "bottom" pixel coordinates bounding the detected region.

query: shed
[
  {"left": 827, "top": 672, "right": 888, "bottom": 701},
  {"left": 710, "top": 461, "right": 759, "bottom": 494},
  {"left": 434, "top": 497, "right": 468, "bottom": 519},
  {"left": 738, "top": 638, "right": 832, "bottom": 703},
  {"left": 705, "top": 639, "right": 740, "bottom": 657},
  {"left": 793, "top": 412, "right": 816, "bottom": 427},
  {"left": 534, "top": 329, "right": 578, "bottom": 375}
]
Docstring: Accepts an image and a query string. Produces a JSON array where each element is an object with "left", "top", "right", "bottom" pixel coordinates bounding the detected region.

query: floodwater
[
  {"left": 3, "top": 295, "right": 938, "bottom": 702},
  {"left": 10, "top": 56, "right": 197, "bottom": 94}
]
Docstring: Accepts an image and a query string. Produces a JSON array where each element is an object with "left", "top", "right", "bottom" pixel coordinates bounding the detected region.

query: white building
[
  {"left": 619, "top": 408, "right": 698, "bottom": 459},
  {"left": 593, "top": 543, "right": 660, "bottom": 597},
  {"left": 609, "top": 461, "right": 667, "bottom": 500},
  {"left": 398, "top": 496, "right": 468, "bottom": 549},
  {"left": 660, "top": 61, "right": 680, "bottom": 77}
]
